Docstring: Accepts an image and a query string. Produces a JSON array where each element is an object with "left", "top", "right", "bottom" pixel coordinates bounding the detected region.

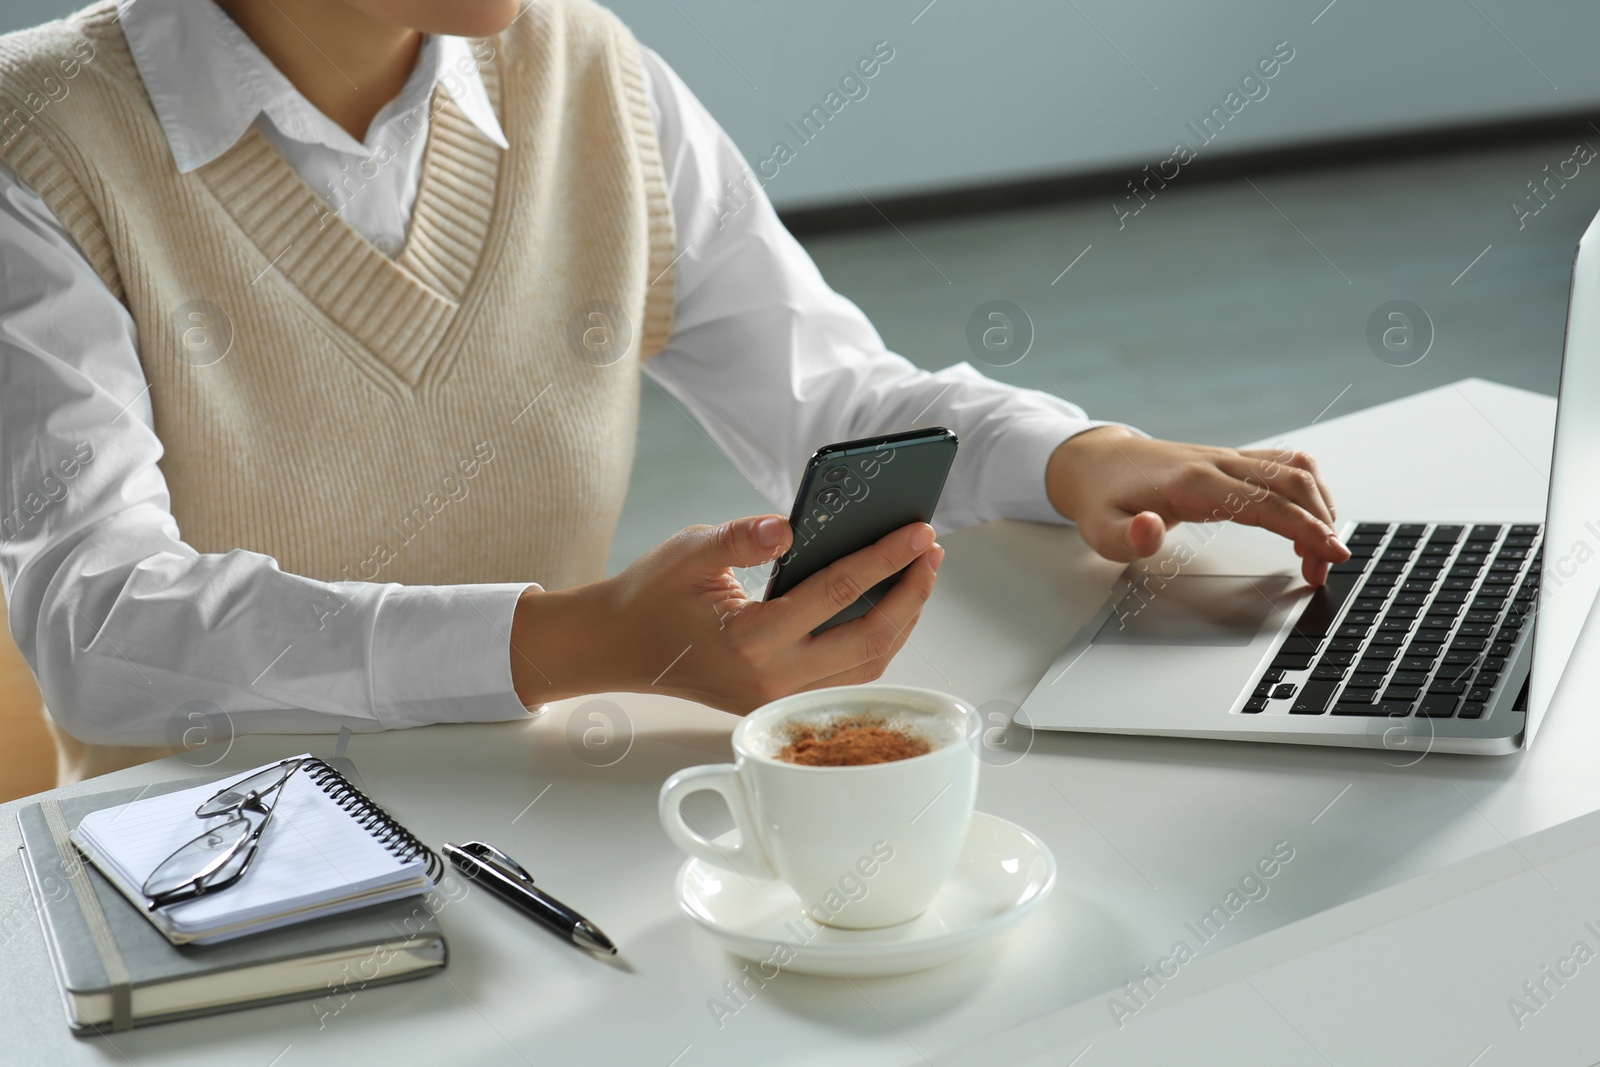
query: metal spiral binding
[{"left": 301, "top": 758, "right": 444, "bottom": 882}]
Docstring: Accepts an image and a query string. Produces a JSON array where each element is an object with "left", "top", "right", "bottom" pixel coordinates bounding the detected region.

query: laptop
[{"left": 1018, "top": 210, "right": 1600, "bottom": 755}]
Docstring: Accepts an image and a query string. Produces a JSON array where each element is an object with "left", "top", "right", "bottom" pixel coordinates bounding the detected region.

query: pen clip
[{"left": 458, "top": 840, "right": 535, "bottom": 885}]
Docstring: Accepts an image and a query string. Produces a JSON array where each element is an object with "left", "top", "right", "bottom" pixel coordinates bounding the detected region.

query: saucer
[{"left": 674, "top": 811, "right": 1056, "bottom": 978}]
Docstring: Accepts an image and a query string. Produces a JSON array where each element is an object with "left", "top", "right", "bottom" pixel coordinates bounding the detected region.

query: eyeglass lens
[
  {"left": 195, "top": 759, "right": 300, "bottom": 817},
  {"left": 143, "top": 815, "right": 257, "bottom": 900}
]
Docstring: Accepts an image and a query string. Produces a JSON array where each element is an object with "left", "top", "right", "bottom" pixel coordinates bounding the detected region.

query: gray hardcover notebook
[{"left": 17, "top": 768, "right": 447, "bottom": 1035}]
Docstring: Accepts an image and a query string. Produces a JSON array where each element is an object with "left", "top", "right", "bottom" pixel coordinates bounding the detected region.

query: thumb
[
  {"left": 1086, "top": 508, "right": 1167, "bottom": 562},
  {"left": 694, "top": 514, "right": 793, "bottom": 569}
]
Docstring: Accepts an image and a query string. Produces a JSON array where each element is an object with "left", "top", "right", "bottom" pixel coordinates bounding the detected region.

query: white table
[{"left": 2, "top": 378, "right": 1590, "bottom": 1066}]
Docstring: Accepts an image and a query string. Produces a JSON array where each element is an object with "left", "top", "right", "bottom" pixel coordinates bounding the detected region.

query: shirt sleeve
[
  {"left": 636, "top": 46, "right": 1132, "bottom": 532},
  {"left": 0, "top": 162, "right": 532, "bottom": 746}
]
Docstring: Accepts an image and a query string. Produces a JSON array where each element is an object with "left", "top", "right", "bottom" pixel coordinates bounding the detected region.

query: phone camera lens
[
  {"left": 823, "top": 465, "right": 849, "bottom": 483},
  {"left": 817, "top": 486, "right": 845, "bottom": 509}
]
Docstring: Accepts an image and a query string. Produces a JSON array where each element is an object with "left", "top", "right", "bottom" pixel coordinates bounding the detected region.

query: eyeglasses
[{"left": 141, "top": 758, "right": 303, "bottom": 909}]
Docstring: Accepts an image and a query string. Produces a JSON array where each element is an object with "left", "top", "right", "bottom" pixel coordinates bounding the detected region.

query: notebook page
[{"left": 73, "top": 757, "right": 425, "bottom": 937}]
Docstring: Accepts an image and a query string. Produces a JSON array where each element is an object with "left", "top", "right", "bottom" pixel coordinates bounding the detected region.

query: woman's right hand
[{"left": 509, "top": 515, "right": 944, "bottom": 713}]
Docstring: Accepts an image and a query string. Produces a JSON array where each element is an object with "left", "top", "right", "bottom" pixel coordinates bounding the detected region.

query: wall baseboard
[{"left": 778, "top": 107, "right": 1600, "bottom": 237}]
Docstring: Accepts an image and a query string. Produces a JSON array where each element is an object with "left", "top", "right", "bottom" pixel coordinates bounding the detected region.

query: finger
[
  {"left": 1302, "top": 555, "right": 1331, "bottom": 587},
  {"left": 1221, "top": 451, "right": 1334, "bottom": 527},
  {"left": 1239, "top": 448, "right": 1338, "bottom": 524},
  {"left": 768, "top": 522, "right": 936, "bottom": 641},
  {"left": 1222, "top": 479, "right": 1348, "bottom": 563},
  {"left": 686, "top": 514, "right": 793, "bottom": 570},
  {"left": 798, "top": 546, "right": 939, "bottom": 677},
  {"left": 1079, "top": 506, "right": 1169, "bottom": 563}
]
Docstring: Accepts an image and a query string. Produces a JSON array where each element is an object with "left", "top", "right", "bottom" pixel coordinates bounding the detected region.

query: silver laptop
[{"left": 1019, "top": 210, "right": 1600, "bottom": 755}]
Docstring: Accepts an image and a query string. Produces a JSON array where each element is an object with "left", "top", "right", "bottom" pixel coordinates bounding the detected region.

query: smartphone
[{"left": 763, "top": 427, "right": 959, "bottom": 633}]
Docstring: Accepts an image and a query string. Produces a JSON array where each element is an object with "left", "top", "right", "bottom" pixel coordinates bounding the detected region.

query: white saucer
[{"left": 674, "top": 811, "right": 1056, "bottom": 978}]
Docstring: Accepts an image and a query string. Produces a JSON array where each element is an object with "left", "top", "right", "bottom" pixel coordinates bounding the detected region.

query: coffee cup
[{"left": 658, "top": 685, "right": 979, "bottom": 929}]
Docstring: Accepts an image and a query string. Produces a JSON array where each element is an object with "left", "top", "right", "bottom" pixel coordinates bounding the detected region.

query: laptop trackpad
[{"left": 1093, "top": 575, "right": 1296, "bottom": 647}]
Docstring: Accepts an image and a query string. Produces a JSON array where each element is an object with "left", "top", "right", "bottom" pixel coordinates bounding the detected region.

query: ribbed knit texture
[{"left": 0, "top": 0, "right": 676, "bottom": 593}]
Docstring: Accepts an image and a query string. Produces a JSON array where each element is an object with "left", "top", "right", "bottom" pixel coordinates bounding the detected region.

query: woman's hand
[
  {"left": 509, "top": 515, "right": 944, "bottom": 713},
  {"left": 1045, "top": 426, "right": 1349, "bottom": 586}
]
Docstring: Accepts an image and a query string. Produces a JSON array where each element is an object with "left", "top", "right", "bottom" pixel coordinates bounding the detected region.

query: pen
[{"left": 441, "top": 841, "right": 618, "bottom": 956}]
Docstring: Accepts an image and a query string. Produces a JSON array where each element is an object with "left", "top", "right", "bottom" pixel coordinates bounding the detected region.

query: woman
[{"left": 0, "top": 0, "right": 1345, "bottom": 778}]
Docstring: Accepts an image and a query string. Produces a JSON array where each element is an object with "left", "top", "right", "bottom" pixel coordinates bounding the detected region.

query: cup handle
[{"left": 658, "top": 763, "right": 777, "bottom": 879}]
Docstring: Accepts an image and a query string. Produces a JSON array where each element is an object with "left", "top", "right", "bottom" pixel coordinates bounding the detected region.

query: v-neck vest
[{"left": 0, "top": 0, "right": 675, "bottom": 592}]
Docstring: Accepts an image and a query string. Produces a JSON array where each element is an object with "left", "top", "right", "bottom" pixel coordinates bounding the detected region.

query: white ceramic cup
[{"left": 658, "top": 685, "right": 980, "bottom": 929}]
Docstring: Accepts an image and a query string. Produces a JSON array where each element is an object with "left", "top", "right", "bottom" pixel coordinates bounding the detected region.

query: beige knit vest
[{"left": 0, "top": 1, "right": 675, "bottom": 778}]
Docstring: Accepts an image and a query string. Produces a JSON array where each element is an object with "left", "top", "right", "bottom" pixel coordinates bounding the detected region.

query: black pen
[{"left": 442, "top": 841, "right": 618, "bottom": 955}]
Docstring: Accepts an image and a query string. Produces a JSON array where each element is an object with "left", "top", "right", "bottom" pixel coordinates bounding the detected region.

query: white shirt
[{"left": 0, "top": 0, "right": 1104, "bottom": 744}]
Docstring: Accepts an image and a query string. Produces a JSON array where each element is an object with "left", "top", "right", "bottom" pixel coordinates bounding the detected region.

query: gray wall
[{"left": 6, "top": 1, "right": 1599, "bottom": 208}]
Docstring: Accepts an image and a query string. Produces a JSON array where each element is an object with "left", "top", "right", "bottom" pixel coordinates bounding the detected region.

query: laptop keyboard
[{"left": 1244, "top": 523, "right": 1542, "bottom": 720}]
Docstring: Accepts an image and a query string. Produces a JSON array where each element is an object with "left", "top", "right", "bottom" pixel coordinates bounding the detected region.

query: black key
[
  {"left": 1354, "top": 598, "right": 1389, "bottom": 613},
  {"left": 1434, "top": 589, "right": 1471, "bottom": 604},
  {"left": 1466, "top": 686, "right": 1494, "bottom": 703},
  {"left": 1290, "top": 574, "right": 1357, "bottom": 640},
  {"left": 1402, "top": 579, "right": 1438, "bottom": 594},
  {"left": 1430, "top": 525, "right": 1464, "bottom": 543},
  {"left": 1455, "top": 553, "right": 1489, "bottom": 567},
  {"left": 1483, "top": 656, "right": 1507, "bottom": 672},
  {"left": 1333, "top": 701, "right": 1413, "bottom": 716},
  {"left": 1291, "top": 682, "right": 1338, "bottom": 714},
  {"left": 1341, "top": 687, "right": 1379, "bottom": 705},
  {"left": 1355, "top": 523, "right": 1392, "bottom": 537},
  {"left": 1450, "top": 637, "right": 1487, "bottom": 652},
  {"left": 1490, "top": 642, "right": 1515, "bottom": 659},
  {"left": 1244, "top": 698, "right": 1267, "bottom": 713},
  {"left": 1254, "top": 681, "right": 1274, "bottom": 698},
  {"left": 1272, "top": 653, "right": 1313, "bottom": 671},
  {"left": 1399, "top": 656, "right": 1436, "bottom": 673},
  {"left": 1271, "top": 683, "right": 1296, "bottom": 699},
  {"left": 1418, "top": 695, "right": 1459, "bottom": 718},
  {"left": 1510, "top": 524, "right": 1540, "bottom": 535},
  {"left": 1354, "top": 657, "right": 1392, "bottom": 675},
  {"left": 1383, "top": 686, "right": 1422, "bottom": 701},
  {"left": 1490, "top": 560, "right": 1522, "bottom": 574},
  {"left": 1404, "top": 641, "right": 1445, "bottom": 659},
  {"left": 1337, "top": 623, "right": 1372, "bottom": 639},
  {"left": 1476, "top": 670, "right": 1500, "bottom": 688},
  {"left": 1262, "top": 668, "right": 1285, "bottom": 683},
  {"left": 1443, "top": 650, "right": 1480, "bottom": 665},
  {"left": 1468, "top": 525, "right": 1502, "bottom": 541},
  {"left": 1364, "top": 572, "right": 1400, "bottom": 589},
  {"left": 1428, "top": 678, "right": 1467, "bottom": 695},
  {"left": 1344, "top": 611, "right": 1379, "bottom": 627},
  {"left": 1496, "top": 545, "right": 1529, "bottom": 560},
  {"left": 1499, "top": 614, "right": 1524, "bottom": 630},
  {"left": 1361, "top": 645, "right": 1399, "bottom": 661},
  {"left": 1409, "top": 566, "right": 1443, "bottom": 581},
  {"left": 1449, "top": 564, "right": 1483, "bottom": 578},
  {"left": 1441, "top": 577, "right": 1477, "bottom": 592},
  {"left": 1419, "top": 542, "right": 1454, "bottom": 557},
  {"left": 1397, "top": 524, "right": 1426, "bottom": 536},
  {"left": 1394, "top": 592, "right": 1430, "bottom": 608},
  {"left": 1310, "top": 663, "right": 1348, "bottom": 681},
  {"left": 1320, "top": 651, "right": 1357, "bottom": 666},
  {"left": 1327, "top": 637, "right": 1365, "bottom": 653},
  {"left": 1329, "top": 559, "right": 1369, "bottom": 575},
  {"left": 1390, "top": 670, "right": 1430, "bottom": 688},
  {"left": 1459, "top": 701, "right": 1487, "bottom": 719},
  {"left": 1375, "top": 560, "right": 1408, "bottom": 574},
  {"left": 1456, "top": 623, "right": 1494, "bottom": 638},
  {"left": 1370, "top": 631, "right": 1406, "bottom": 646},
  {"left": 1280, "top": 635, "right": 1322, "bottom": 655},
  {"left": 1387, "top": 604, "right": 1423, "bottom": 619},
  {"left": 1465, "top": 610, "right": 1500, "bottom": 625},
  {"left": 1481, "top": 574, "right": 1515, "bottom": 587}
]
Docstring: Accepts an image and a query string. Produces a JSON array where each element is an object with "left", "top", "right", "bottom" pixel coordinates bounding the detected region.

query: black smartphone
[{"left": 763, "top": 426, "right": 959, "bottom": 633}]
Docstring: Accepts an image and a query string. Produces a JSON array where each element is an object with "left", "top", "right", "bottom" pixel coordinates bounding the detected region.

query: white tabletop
[{"left": 2, "top": 377, "right": 1589, "bottom": 1066}]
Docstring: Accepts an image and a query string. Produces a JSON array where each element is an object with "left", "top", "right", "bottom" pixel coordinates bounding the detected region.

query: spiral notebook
[{"left": 69, "top": 755, "right": 439, "bottom": 945}]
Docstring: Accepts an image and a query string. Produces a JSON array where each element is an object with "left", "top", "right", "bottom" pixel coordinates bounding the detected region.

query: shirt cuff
[
  {"left": 369, "top": 581, "right": 538, "bottom": 728},
  {"left": 982, "top": 412, "right": 1148, "bottom": 526}
]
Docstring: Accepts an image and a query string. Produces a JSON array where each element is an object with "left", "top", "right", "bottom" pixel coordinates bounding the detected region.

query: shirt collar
[{"left": 117, "top": 0, "right": 508, "bottom": 174}]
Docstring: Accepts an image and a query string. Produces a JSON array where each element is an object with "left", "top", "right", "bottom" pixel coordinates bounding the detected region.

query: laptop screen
[{"left": 1528, "top": 208, "right": 1600, "bottom": 743}]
